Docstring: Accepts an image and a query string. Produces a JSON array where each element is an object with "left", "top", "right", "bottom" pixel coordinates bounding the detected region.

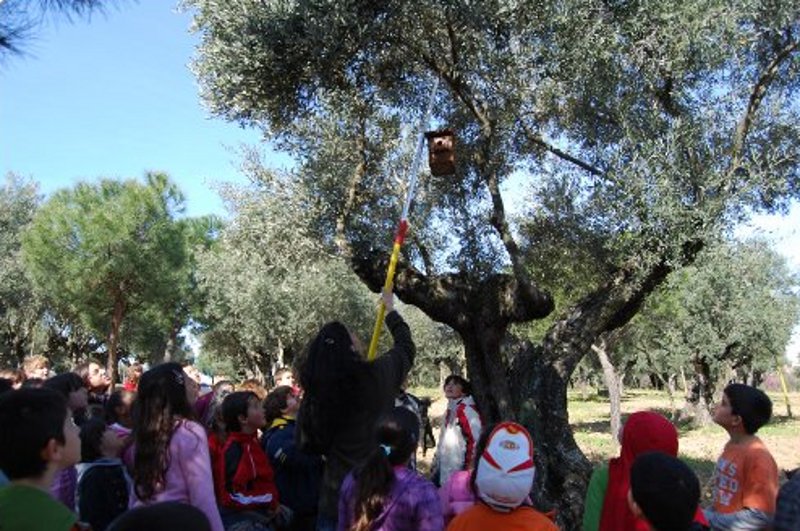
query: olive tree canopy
[{"left": 187, "top": 1, "right": 800, "bottom": 524}]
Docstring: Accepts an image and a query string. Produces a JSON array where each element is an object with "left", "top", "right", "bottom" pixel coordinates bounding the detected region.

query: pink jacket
[
  {"left": 130, "top": 420, "right": 224, "bottom": 531},
  {"left": 440, "top": 470, "right": 476, "bottom": 524}
]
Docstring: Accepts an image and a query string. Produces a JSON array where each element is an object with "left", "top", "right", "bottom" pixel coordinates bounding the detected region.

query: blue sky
[{"left": 0, "top": 1, "right": 286, "bottom": 218}]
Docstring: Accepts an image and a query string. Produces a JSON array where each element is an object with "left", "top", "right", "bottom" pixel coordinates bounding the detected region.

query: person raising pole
[{"left": 296, "top": 290, "right": 415, "bottom": 531}]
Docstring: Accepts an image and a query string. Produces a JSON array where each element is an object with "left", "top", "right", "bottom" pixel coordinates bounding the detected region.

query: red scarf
[{"left": 599, "top": 411, "right": 679, "bottom": 531}]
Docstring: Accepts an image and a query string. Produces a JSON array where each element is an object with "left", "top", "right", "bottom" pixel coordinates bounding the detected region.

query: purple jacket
[
  {"left": 49, "top": 465, "right": 77, "bottom": 509},
  {"left": 337, "top": 466, "right": 443, "bottom": 531}
]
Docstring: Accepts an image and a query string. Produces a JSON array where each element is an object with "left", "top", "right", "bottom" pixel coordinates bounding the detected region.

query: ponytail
[
  {"left": 351, "top": 447, "right": 395, "bottom": 531},
  {"left": 349, "top": 407, "right": 420, "bottom": 531}
]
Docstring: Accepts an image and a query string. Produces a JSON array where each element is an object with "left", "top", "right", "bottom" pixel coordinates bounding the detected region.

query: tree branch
[
  {"left": 731, "top": 36, "right": 799, "bottom": 169},
  {"left": 486, "top": 168, "right": 528, "bottom": 282},
  {"left": 334, "top": 114, "right": 368, "bottom": 258},
  {"left": 351, "top": 249, "right": 553, "bottom": 331},
  {"left": 518, "top": 120, "right": 606, "bottom": 177}
]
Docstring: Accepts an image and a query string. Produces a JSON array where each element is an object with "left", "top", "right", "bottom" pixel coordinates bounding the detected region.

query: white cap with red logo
[{"left": 474, "top": 421, "right": 536, "bottom": 512}]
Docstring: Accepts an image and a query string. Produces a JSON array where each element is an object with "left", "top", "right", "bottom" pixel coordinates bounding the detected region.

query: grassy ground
[
  {"left": 412, "top": 386, "right": 800, "bottom": 501},
  {"left": 569, "top": 388, "right": 800, "bottom": 501}
]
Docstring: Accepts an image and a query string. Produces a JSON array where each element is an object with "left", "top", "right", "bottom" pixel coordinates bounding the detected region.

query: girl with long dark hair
[
  {"left": 130, "top": 362, "right": 223, "bottom": 531},
  {"left": 337, "top": 407, "right": 443, "bottom": 531},
  {"left": 297, "top": 291, "right": 415, "bottom": 531}
]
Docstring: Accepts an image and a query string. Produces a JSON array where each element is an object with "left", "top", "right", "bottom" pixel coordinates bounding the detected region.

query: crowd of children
[{"left": 0, "top": 308, "right": 799, "bottom": 530}]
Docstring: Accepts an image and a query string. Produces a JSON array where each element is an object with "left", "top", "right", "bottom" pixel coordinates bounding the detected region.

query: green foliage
[
  {"left": 0, "top": 173, "right": 43, "bottom": 366},
  {"left": 188, "top": 0, "right": 800, "bottom": 291},
  {"left": 186, "top": 3, "right": 800, "bottom": 521},
  {"left": 194, "top": 155, "right": 462, "bottom": 377},
  {"left": 0, "top": 0, "right": 108, "bottom": 56},
  {"left": 21, "top": 173, "right": 196, "bottom": 370},
  {"left": 195, "top": 164, "right": 378, "bottom": 373},
  {"left": 619, "top": 239, "right": 800, "bottom": 384}
]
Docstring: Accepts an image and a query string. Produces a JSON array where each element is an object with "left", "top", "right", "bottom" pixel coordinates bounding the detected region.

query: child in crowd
[
  {"left": 107, "top": 501, "right": 212, "bottom": 531},
  {"left": 337, "top": 407, "right": 443, "bottom": 531},
  {"left": 583, "top": 410, "right": 708, "bottom": 530},
  {"left": 76, "top": 417, "right": 131, "bottom": 531},
  {"left": 432, "top": 374, "right": 482, "bottom": 488},
  {"left": 263, "top": 385, "right": 322, "bottom": 531},
  {"left": 773, "top": 468, "right": 800, "bottom": 531},
  {"left": 105, "top": 389, "right": 135, "bottom": 438},
  {"left": 273, "top": 367, "right": 295, "bottom": 389},
  {"left": 395, "top": 377, "right": 422, "bottom": 471},
  {"left": 446, "top": 421, "right": 557, "bottom": 531},
  {"left": 122, "top": 363, "right": 142, "bottom": 392},
  {"left": 213, "top": 391, "right": 280, "bottom": 529},
  {"left": 0, "top": 387, "right": 84, "bottom": 531},
  {"left": 22, "top": 354, "right": 51, "bottom": 380},
  {"left": 439, "top": 468, "right": 475, "bottom": 525},
  {"left": 44, "top": 372, "right": 90, "bottom": 423},
  {"left": 0, "top": 367, "right": 26, "bottom": 389},
  {"left": 44, "top": 372, "right": 90, "bottom": 509},
  {"left": 296, "top": 291, "right": 414, "bottom": 531},
  {"left": 238, "top": 378, "right": 269, "bottom": 401},
  {"left": 74, "top": 359, "right": 112, "bottom": 406},
  {"left": 628, "top": 452, "right": 702, "bottom": 531},
  {"left": 130, "top": 362, "right": 223, "bottom": 531},
  {"left": 704, "top": 383, "right": 778, "bottom": 530},
  {"left": 196, "top": 380, "right": 235, "bottom": 429}
]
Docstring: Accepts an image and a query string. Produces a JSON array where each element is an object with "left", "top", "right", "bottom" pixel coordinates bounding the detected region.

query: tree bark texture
[
  {"left": 107, "top": 293, "right": 126, "bottom": 395},
  {"left": 685, "top": 355, "right": 714, "bottom": 426},
  {"left": 593, "top": 341, "right": 622, "bottom": 448}
]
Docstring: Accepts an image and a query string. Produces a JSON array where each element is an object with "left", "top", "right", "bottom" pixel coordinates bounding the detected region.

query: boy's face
[
  {"left": 713, "top": 392, "right": 742, "bottom": 431},
  {"left": 51, "top": 415, "right": 81, "bottom": 470},
  {"left": 276, "top": 372, "right": 294, "bottom": 388},
  {"left": 184, "top": 370, "right": 200, "bottom": 405},
  {"left": 87, "top": 362, "right": 111, "bottom": 391},
  {"left": 68, "top": 387, "right": 89, "bottom": 411},
  {"left": 444, "top": 380, "right": 465, "bottom": 399},
  {"left": 282, "top": 392, "right": 300, "bottom": 417},
  {"left": 28, "top": 364, "right": 50, "bottom": 380},
  {"left": 100, "top": 426, "right": 126, "bottom": 457},
  {"left": 243, "top": 396, "right": 266, "bottom": 430}
]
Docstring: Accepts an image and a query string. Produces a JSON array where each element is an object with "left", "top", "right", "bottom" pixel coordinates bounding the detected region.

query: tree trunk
[
  {"left": 163, "top": 315, "right": 182, "bottom": 363},
  {"left": 680, "top": 366, "right": 689, "bottom": 396},
  {"left": 592, "top": 341, "right": 622, "bottom": 448},
  {"left": 684, "top": 355, "right": 714, "bottom": 426},
  {"left": 107, "top": 293, "right": 127, "bottom": 395},
  {"left": 351, "top": 242, "right": 691, "bottom": 529},
  {"left": 666, "top": 373, "right": 678, "bottom": 419}
]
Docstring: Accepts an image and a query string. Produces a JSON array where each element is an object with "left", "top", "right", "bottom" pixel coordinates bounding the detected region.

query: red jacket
[{"left": 212, "top": 431, "right": 279, "bottom": 511}]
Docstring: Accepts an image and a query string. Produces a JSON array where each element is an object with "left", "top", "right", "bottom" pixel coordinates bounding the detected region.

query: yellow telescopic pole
[
  {"left": 367, "top": 220, "right": 408, "bottom": 361},
  {"left": 366, "top": 77, "right": 439, "bottom": 361}
]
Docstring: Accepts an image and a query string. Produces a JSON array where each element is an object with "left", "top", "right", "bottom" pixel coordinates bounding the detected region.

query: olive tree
[{"left": 187, "top": 1, "right": 800, "bottom": 524}]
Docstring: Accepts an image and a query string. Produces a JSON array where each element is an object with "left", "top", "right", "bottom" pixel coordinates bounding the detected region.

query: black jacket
[{"left": 297, "top": 310, "right": 415, "bottom": 519}]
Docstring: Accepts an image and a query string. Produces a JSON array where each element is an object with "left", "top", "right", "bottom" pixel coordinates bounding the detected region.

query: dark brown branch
[
  {"left": 486, "top": 169, "right": 527, "bottom": 281},
  {"left": 732, "top": 37, "right": 799, "bottom": 168},
  {"left": 334, "top": 114, "right": 368, "bottom": 257},
  {"left": 653, "top": 75, "right": 680, "bottom": 118},
  {"left": 351, "top": 250, "right": 553, "bottom": 331},
  {"left": 518, "top": 120, "right": 605, "bottom": 177},
  {"left": 445, "top": 11, "right": 460, "bottom": 74}
]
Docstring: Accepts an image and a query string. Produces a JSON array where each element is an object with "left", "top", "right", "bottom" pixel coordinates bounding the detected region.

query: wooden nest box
[{"left": 424, "top": 129, "right": 455, "bottom": 176}]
